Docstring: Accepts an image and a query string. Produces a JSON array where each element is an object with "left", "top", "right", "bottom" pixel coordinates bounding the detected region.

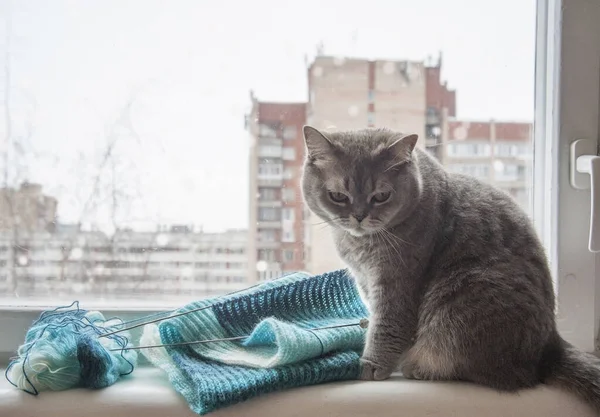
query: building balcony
[
  {"left": 257, "top": 178, "right": 283, "bottom": 187},
  {"left": 258, "top": 200, "right": 282, "bottom": 208},
  {"left": 257, "top": 142, "right": 283, "bottom": 158},
  {"left": 257, "top": 220, "right": 282, "bottom": 229},
  {"left": 258, "top": 136, "right": 282, "bottom": 146},
  {"left": 425, "top": 137, "right": 440, "bottom": 147},
  {"left": 256, "top": 240, "right": 280, "bottom": 250}
]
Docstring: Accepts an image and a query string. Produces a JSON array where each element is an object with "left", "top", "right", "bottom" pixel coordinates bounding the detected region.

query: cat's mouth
[
  {"left": 328, "top": 215, "right": 384, "bottom": 237},
  {"left": 348, "top": 227, "right": 369, "bottom": 237},
  {"left": 338, "top": 220, "right": 381, "bottom": 237}
]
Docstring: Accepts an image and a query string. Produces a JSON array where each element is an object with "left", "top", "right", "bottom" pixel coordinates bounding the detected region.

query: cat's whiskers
[
  {"left": 310, "top": 218, "right": 341, "bottom": 227},
  {"left": 374, "top": 230, "right": 394, "bottom": 264},
  {"left": 382, "top": 227, "right": 417, "bottom": 247},
  {"left": 340, "top": 230, "right": 350, "bottom": 248},
  {"left": 380, "top": 229, "right": 409, "bottom": 264},
  {"left": 378, "top": 229, "right": 407, "bottom": 268}
]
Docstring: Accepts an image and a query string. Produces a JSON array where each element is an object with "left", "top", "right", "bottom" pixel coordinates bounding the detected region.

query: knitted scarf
[{"left": 141, "top": 270, "right": 368, "bottom": 415}]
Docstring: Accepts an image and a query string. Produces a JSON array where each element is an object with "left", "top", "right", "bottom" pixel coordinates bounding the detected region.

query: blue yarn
[{"left": 6, "top": 301, "right": 137, "bottom": 394}]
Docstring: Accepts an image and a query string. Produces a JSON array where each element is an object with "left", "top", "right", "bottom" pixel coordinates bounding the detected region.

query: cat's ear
[
  {"left": 303, "top": 126, "right": 334, "bottom": 160},
  {"left": 387, "top": 133, "right": 418, "bottom": 161}
]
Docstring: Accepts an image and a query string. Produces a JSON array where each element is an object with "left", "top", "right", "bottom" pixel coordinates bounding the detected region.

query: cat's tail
[{"left": 543, "top": 333, "right": 600, "bottom": 412}]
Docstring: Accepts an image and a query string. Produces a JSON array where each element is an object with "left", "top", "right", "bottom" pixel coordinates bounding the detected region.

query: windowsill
[{"left": 0, "top": 367, "right": 595, "bottom": 417}]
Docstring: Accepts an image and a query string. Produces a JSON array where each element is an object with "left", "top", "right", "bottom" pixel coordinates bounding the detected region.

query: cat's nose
[{"left": 354, "top": 213, "right": 367, "bottom": 222}]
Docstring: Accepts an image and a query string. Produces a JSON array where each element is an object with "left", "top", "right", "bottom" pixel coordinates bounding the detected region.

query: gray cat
[{"left": 301, "top": 125, "right": 600, "bottom": 412}]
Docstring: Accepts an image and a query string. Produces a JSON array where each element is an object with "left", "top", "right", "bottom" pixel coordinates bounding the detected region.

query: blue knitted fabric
[{"left": 141, "top": 270, "right": 368, "bottom": 415}]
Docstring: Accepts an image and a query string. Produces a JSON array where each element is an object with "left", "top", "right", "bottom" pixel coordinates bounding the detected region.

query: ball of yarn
[{"left": 6, "top": 302, "right": 137, "bottom": 394}]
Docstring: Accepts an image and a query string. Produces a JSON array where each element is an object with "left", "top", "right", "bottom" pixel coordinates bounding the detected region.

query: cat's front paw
[
  {"left": 400, "top": 361, "right": 426, "bottom": 380},
  {"left": 359, "top": 358, "right": 393, "bottom": 381}
]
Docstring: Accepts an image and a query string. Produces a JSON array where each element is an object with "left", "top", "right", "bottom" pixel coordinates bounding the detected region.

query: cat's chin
[{"left": 346, "top": 228, "right": 377, "bottom": 237}]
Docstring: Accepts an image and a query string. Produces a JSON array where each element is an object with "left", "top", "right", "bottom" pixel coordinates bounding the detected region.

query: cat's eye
[
  {"left": 328, "top": 192, "right": 349, "bottom": 204},
  {"left": 371, "top": 191, "right": 391, "bottom": 204}
]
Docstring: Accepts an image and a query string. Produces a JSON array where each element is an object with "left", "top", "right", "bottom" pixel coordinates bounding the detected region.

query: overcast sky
[{"left": 0, "top": 0, "right": 536, "bottom": 232}]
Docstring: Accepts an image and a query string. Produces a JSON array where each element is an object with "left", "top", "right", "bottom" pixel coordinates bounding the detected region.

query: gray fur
[{"left": 301, "top": 125, "right": 600, "bottom": 412}]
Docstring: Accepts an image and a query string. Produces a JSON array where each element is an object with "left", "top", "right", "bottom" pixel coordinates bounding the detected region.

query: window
[
  {"left": 282, "top": 208, "right": 295, "bottom": 222},
  {"left": 426, "top": 107, "right": 438, "bottom": 117},
  {"left": 259, "top": 124, "right": 277, "bottom": 138},
  {"left": 258, "top": 230, "right": 277, "bottom": 242},
  {"left": 282, "top": 147, "right": 296, "bottom": 161},
  {"left": 495, "top": 143, "right": 528, "bottom": 158},
  {"left": 258, "top": 162, "right": 283, "bottom": 177},
  {"left": 258, "top": 208, "right": 281, "bottom": 222},
  {"left": 283, "top": 249, "right": 294, "bottom": 263},
  {"left": 426, "top": 124, "right": 442, "bottom": 139},
  {"left": 1, "top": 0, "right": 598, "bottom": 369},
  {"left": 257, "top": 145, "right": 282, "bottom": 158},
  {"left": 447, "top": 164, "right": 490, "bottom": 179},
  {"left": 495, "top": 163, "right": 519, "bottom": 181},
  {"left": 258, "top": 188, "right": 278, "bottom": 201},
  {"left": 258, "top": 249, "right": 276, "bottom": 262},
  {"left": 283, "top": 126, "right": 297, "bottom": 140},
  {"left": 367, "top": 112, "right": 375, "bottom": 126},
  {"left": 529, "top": 0, "right": 600, "bottom": 353},
  {"left": 282, "top": 229, "right": 295, "bottom": 243},
  {"left": 446, "top": 143, "right": 491, "bottom": 158}
]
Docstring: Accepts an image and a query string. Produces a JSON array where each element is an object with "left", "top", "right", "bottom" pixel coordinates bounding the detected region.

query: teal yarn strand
[{"left": 5, "top": 301, "right": 137, "bottom": 394}]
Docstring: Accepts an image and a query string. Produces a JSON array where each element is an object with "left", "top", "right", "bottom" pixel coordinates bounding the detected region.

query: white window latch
[{"left": 570, "top": 139, "right": 600, "bottom": 252}]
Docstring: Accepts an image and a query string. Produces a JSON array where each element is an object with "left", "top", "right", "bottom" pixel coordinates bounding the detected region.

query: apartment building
[
  {"left": 305, "top": 55, "right": 455, "bottom": 273},
  {"left": 0, "top": 226, "right": 249, "bottom": 301},
  {"left": 441, "top": 120, "right": 532, "bottom": 211},
  {"left": 246, "top": 54, "right": 532, "bottom": 277},
  {"left": 245, "top": 93, "right": 307, "bottom": 282},
  {"left": 0, "top": 182, "right": 57, "bottom": 232}
]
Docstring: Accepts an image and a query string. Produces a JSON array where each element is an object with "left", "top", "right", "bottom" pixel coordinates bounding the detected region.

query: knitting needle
[
  {"left": 108, "top": 319, "right": 369, "bottom": 351},
  {"left": 99, "top": 272, "right": 312, "bottom": 339},
  {"left": 99, "top": 303, "right": 213, "bottom": 339}
]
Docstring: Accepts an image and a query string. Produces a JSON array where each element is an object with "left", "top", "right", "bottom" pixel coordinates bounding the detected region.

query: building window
[
  {"left": 426, "top": 125, "right": 442, "bottom": 139},
  {"left": 446, "top": 143, "right": 491, "bottom": 158},
  {"left": 494, "top": 143, "right": 528, "bottom": 158},
  {"left": 258, "top": 230, "right": 277, "bottom": 242},
  {"left": 367, "top": 112, "right": 375, "bottom": 126},
  {"left": 282, "top": 208, "right": 295, "bottom": 222},
  {"left": 283, "top": 126, "right": 297, "bottom": 141},
  {"left": 258, "top": 188, "right": 278, "bottom": 201},
  {"left": 258, "top": 207, "right": 281, "bottom": 222},
  {"left": 282, "top": 147, "right": 296, "bottom": 161},
  {"left": 257, "top": 145, "right": 282, "bottom": 158},
  {"left": 258, "top": 162, "right": 283, "bottom": 176},
  {"left": 283, "top": 249, "right": 294, "bottom": 262},
  {"left": 447, "top": 164, "right": 490, "bottom": 179},
  {"left": 494, "top": 163, "right": 527, "bottom": 182},
  {"left": 496, "top": 164, "right": 518, "bottom": 181},
  {"left": 258, "top": 249, "right": 276, "bottom": 261},
  {"left": 282, "top": 230, "right": 295, "bottom": 243},
  {"left": 259, "top": 124, "right": 277, "bottom": 138},
  {"left": 282, "top": 188, "right": 296, "bottom": 202}
]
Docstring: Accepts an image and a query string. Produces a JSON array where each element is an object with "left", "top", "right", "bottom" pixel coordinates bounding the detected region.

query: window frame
[
  {"left": 1, "top": 0, "right": 599, "bottom": 363},
  {"left": 533, "top": 0, "right": 600, "bottom": 352}
]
